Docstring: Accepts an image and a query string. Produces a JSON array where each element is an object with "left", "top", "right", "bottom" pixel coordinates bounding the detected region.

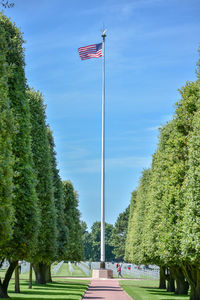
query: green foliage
[
  {"left": 86, "top": 221, "right": 114, "bottom": 261},
  {"left": 153, "top": 80, "right": 200, "bottom": 266},
  {"left": 105, "top": 223, "right": 115, "bottom": 261},
  {"left": 125, "top": 170, "right": 152, "bottom": 264},
  {"left": 111, "top": 205, "right": 130, "bottom": 261},
  {"left": 145, "top": 121, "right": 181, "bottom": 265},
  {"left": 125, "top": 190, "right": 137, "bottom": 262},
  {"left": 27, "top": 88, "right": 57, "bottom": 263},
  {"left": 62, "top": 181, "right": 83, "bottom": 262},
  {"left": 0, "top": 13, "right": 39, "bottom": 260},
  {"left": 80, "top": 221, "right": 92, "bottom": 261},
  {"left": 124, "top": 53, "right": 200, "bottom": 299},
  {"left": 181, "top": 102, "right": 200, "bottom": 263},
  {"left": 0, "top": 18, "right": 14, "bottom": 246},
  {"left": 47, "top": 127, "right": 68, "bottom": 261}
]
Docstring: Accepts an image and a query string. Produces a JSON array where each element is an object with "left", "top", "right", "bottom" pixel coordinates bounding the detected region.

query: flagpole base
[
  {"left": 100, "top": 261, "right": 105, "bottom": 269},
  {"left": 92, "top": 269, "right": 113, "bottom": 279}
]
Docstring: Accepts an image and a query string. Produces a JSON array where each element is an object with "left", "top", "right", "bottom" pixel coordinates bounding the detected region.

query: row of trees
[
  {"left": 0, "top": 13, "right": 83, "bottom": 298},
  {"left": 125, "top": 56, "right": 200, "bottom": 300}
]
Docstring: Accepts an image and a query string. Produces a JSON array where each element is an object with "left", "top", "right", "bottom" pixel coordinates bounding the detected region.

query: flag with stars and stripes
[{"left": 78, "top": 43, "right": 102, "bottom": 60}]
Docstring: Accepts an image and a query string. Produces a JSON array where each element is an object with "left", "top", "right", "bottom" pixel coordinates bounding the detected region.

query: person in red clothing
[{"left": 117, "top": 264, "right": 122, "bottom": 277}]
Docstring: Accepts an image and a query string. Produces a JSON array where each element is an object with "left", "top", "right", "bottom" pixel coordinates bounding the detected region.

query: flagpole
[{"left": 100, "top": 30, "right": 106, "bottom": 269}]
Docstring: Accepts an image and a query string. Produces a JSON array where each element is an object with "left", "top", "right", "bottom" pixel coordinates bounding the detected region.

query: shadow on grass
[
  {"left": 143, "top": 288, "right": 188, "bottom": 299},
  {"left": 19, "top": 281, "right": 88, "bottom": 289},
  {"left": 10, "top": 290, "right": 83, "bottom": 296},
  {"left": 9, "top": 298, "right": 81, "bottom": 300},
  {"left": 8, "top": 280, "right": 88, "bottom": 300}
]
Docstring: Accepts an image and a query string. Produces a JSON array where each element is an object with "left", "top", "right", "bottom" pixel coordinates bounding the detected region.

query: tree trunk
[
  {"left": 182, "top": 264, "right": 200, "bottom": 300},
  {"left": 46, "top": 264, "right": 52, "bottom": 283},
  {"left": 159, "top": 266, "right": 166, "bottom": 289},
  {"left": 166, "top": 267, "right": 175, "bottom": 292},
  {"left": 0, "top": 284, "right": 9, "bottom": 299},
  {"left": 190, "top": 285, "right": 200, "bottom": 300},
  {"left": 14, "top": 263, "right": 20, "bottom": 293},
  {"left": 33, "top": 262, "right": 51, "bottom": 284},
  {"left": 29, "top": 263, "right": 32, "bottom": 289},
  {"left": 0, "top": 261, "right": 18, "bottom": 298},
  {"left": 171, "top": 266, "right": 189, "bottom": 295}
]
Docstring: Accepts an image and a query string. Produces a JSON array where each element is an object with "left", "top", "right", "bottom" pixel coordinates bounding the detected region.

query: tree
[
  {"left": 153, "top": 78, "right": 200, "bottom": 295},
  {"left": 89, "top": 221, "right": 114, "bottom": 262},
  {"left": 180, "top": 81, "right": 200, "bottom": 300},
  {"left": 47, "top": 127, "right": 68, "bottom": 262},
  {"left": 124, "top": 60, "right": 200, "bottom": 297},
  {"left": 125, "top": 190, "right": 137, "bottom": 262},
  {"left": 27, "top": 88, "right": 57, "bottom": 284},
  {"left": 143, "top": 122, "right": 178, "bottom": 292},
  {"left": 62, "top": 181, "right": 83, "bottom": 262},
  {"left": 0, "top": 16, "right": 14, "bottom": 249},
  {"left": 0, "top": 14, "right": 39, "bottom": 298},
  {"left": 105, "top": 223, "right": 115, "bottom": 262},
  {"left": 80, "top": 221, "right": 92, "bottom": 261},
  {"left": 125, "top": 169, "right": 152, "bottom": 265},
  {"left": 111, "top": 205, "right": 130, "bottom": 261}
]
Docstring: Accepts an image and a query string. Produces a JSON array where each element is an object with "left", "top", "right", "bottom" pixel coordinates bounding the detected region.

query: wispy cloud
[
  {"left": 78, "top": 0, "right": 163, "bottom": 19},
  {"left": 107, "top": 155, "right": 152, "bottom": 169},
  {"left": 61, "top": 155, "right": 152, "bottom": 174},
  {"left": 62, "top": 146, "right": 91, "bottom": 160}
]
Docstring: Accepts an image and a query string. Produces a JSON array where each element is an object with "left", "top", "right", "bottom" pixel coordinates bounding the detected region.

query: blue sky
[{"left": 5, "top": 0, "right": 200, "bottom": 230}]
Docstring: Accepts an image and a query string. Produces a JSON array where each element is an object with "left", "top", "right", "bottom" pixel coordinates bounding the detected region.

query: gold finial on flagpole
[{"left": 102, "top": 29, "right": 107, "bottom": 38}]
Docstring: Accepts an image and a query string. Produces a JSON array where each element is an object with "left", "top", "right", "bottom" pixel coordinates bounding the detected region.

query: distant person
[
  {"left": 117, "top": 264, "right": 122, "bottom": 278},
  {"left": 88, "top": 262, "right": 91, "bottom": 269}
]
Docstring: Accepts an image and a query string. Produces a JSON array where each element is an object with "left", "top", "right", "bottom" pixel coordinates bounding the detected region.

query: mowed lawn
[
  {"left": 7, "top": 279, "right": 89, "bottom": 300},
  {"left": 52, "top": 262, "right": 91, "bottom": 278},
  {"left": 0, "top": 264, "right": 90, "bottom": 299},
  {"left": 120, "top": 280, "right": 190, "bottom": 300}
]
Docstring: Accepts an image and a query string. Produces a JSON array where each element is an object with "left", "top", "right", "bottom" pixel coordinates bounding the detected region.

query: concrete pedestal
[{"left": 92, "top": 269, "right": 113, "bottom": 279}]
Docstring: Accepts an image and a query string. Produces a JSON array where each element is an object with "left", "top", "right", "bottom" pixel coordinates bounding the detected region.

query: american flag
[{"left": 78, "top": 43, "right": 102, "bottom": 60}]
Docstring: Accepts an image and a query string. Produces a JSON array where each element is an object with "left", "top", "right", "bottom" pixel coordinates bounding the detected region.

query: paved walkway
[{"left": 82, "top": 279, "right": 131, "bottom": 300}]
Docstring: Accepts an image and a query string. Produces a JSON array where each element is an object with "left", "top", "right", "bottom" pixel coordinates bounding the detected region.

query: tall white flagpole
[{"left": 100, "top": 30, "right": 106, "bottom": 269}]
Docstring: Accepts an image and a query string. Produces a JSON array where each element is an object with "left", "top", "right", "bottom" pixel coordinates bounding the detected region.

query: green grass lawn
[
  {"left": 53, "top": 263, "right": 71, "bottom": 277},
  {"left": 0, "top": 265, "right": 89, "bottom": 299},
  {"left": 7, "top": 279, "right": 89, "bottom": 300},
  {"left": 0, "top": 269, "right": 6, "bottom": 278},
  {"left": 72, "top": 265, "right": 88, "bottom": 277},
  {"left": 52, "top": 263, "right": 91, "bottom": 278},
  {"left": 120, "top": 280, "right": 190, "bottom": 300}
]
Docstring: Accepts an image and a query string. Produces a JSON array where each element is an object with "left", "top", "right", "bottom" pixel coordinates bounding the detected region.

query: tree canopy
[
  {"left": 111, "top": 205, "right": 130, "bottom": 261},
  {"left": 62, "top": 181, "right": 83, "bottom": 262}
]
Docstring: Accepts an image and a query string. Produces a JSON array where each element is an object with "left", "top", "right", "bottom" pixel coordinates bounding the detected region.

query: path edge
[
  {"left": 81, "top": 280, "right": 91, "bottom": 300},
  {"left": 123, "top": 289, "right": 134, "bottom": 300},
  {"left": 118, "top": 279, "right": 134, "bottom": 300}
]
